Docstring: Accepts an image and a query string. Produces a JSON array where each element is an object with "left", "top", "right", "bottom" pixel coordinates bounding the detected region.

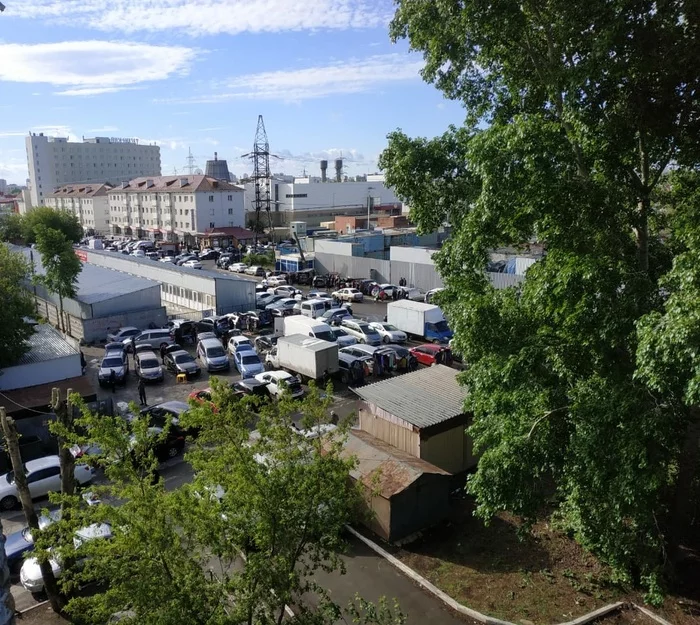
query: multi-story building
[
  {"left": 25, "top": 133, "right": 161, "bottom": 207},
  {"left": 0, "top": 179, "right": 7, "bottom": 194},
  {"left": 45, "top": 183, "right": 113, "bottom": 234},
  {"left": 107, "top": 175, "right": 244, "bottom": 242}
]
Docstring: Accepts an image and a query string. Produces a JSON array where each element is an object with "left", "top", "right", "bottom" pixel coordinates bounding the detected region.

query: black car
[
  {"left": 196, "top": 316, "right": 230, "bottom": 337},
  {"left": 129, "top": 427, "right": 185, "bottom": 465},
  {"left": 163, "top": 350, "right": 201, "bottom": 377},
  {"left": 254, "top": 334, "right": 278, "bottom": 352},
  {"left": 232, "top": 379, "right": 272, "bottom": 400},
  {"left": 199, "top": 250, "right": 220, "bottom": 261},
  {"left": 140, "top": 401, "right": 196, "bottom": 437}
]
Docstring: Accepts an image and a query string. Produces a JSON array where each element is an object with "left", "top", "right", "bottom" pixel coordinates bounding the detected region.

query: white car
[
  {"left": 227, "top": 335, "right": 255, "bottom": 355},
  {"left": 369, "top": 322, "right": 408, "bottom": 344},
  {"left": 332, "top": 288, "right": 363, "bottom": 302},
  {"left": 20, "top": 522, "right": 113, "bottom": 594},
  {"left": 0, "top": 456, "right": 95, "bottom": 511},
  {"left": 229, "top": 263, "right": 248, "bottom": 273},
  {"left": 183, "top": 259, "right": 203, "bottom": 270},
  {"left": 254, "top": 370, "right": 304, "bottom": 399},
  {"left": 267, "top": 276, "right": 287, "bottom": 287},
  {"left": 159, "top": 256, "right": 175, "bottom": 263}
]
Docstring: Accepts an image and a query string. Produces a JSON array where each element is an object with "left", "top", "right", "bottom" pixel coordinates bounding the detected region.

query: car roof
[
  {"left": 169, "top": 350, "right": 191, "bottom": 358},
  {"left": 136, "top": 350, "right": 158, "bottom": 359},
  {"left": 237, "top": 379, "right": 266, "bottom": 388},
  {"left": 117, "top": 326, "right": 139, "bottom": 332},
  {"left": 414, "top": 343, "right": 444, "bottom": 353},
  {"left": 268, "top": 370, "right": 293, "bottom": 380},
  {"left": 153, "top": 401, "right": 189, "bottom": 413},
  {"left": 231, "top": 335, "right": 252, "bottom": 343},
  {"left": 25, "top": 455, "right": 60, "bottom": 472}
]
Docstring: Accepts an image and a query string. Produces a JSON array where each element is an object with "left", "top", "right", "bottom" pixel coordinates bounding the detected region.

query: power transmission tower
[
  {"left": 243, "top": 116, "right": 273, "bottom": 247},
  {"left": 185, "top": 147, "right": 197, "bottom": 175}
]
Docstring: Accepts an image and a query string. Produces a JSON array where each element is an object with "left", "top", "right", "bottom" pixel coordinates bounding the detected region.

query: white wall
[
  {"left": 0, "top": 355, "right": 82, "bottom": 391},
  {"left": 194, "top": 189, "right": 245, "bottom": 232},
  {"left": 390, "top": 246, "right": 436, "bottom": 265},
  {"left": 314, "top": 239, "right": 356, "bottom": 256}
]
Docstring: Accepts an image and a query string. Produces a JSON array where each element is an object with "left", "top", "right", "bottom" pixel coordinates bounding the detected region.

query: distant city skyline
[{"left": 0, "top": 0, "right": 465, "bottom": 186}]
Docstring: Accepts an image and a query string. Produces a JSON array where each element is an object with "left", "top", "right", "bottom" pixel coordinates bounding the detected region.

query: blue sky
[{"left": 0, "top": 0, "right": 465, "bottom": 185}]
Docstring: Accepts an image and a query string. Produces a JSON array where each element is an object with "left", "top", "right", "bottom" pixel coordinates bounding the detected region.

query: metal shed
[
  {"left": 354, "top": 365, "right": 476, "bottom": 474},
  {"left": 338, "top": 430, "right": 451, "bottom": 542}
]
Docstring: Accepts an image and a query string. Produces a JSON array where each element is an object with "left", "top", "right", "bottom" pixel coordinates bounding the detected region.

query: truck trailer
[
  {"left": 386, "top": 300, "right": 453, "bottom": 343},
  {"left": 266, "top": 334, "right": 339, "bottom": 382}
]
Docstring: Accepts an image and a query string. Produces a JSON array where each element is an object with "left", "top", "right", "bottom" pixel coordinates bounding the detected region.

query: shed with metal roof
[{"left": 354, "top": 365, "right": 476, "bottom": 474}]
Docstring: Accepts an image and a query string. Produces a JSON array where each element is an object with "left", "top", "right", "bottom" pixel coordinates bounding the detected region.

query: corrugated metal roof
[
  {"left": 340, "top": 430, "right": 448, "bottom": 498},
  {"left": 354, "top": 365, "right": 468, "bottom": 429},
  {"left": 13, "top": 246, "right": 160, "bottom": 304},
  {"left": 15, "top": 324, "right": 78, "bottom": 365}
]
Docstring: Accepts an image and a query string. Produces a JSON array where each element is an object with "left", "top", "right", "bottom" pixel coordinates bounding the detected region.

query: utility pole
[
  {"left": 185, "top": 148, "right": 196, "bottom": 175},
  {"left": 0, "top": 408, "right": 63, "bottom": 614}
]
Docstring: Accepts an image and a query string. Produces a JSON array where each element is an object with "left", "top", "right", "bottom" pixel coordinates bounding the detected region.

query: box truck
[
  {"left": 386, "top": 300, "right": 453, "bottom": 343},
  {"left": 265, "top": 334, "right": 339, "bottom": 382}
]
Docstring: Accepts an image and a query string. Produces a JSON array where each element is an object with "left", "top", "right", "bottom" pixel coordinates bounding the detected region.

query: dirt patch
[
  {"left": 377, "top": 498, "right": 698, "bottom": 625},
  {"left": 16, "top": 605, "right": 70, "bottom": 624}
]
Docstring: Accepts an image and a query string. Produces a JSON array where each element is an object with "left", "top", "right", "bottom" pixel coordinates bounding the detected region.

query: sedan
[
  {"left": 163, "top": 350, "right": 201, "bottom": 378},
  {"left": 369, "top": 322, "right": 408, "bottom": 344},
  {"left": 267, "top": 276, "right": 287, "bottom": 287},
  {"left": 308, "top": 291, "right": 331, "bottom": 300},
  {"left": 265, "top": 298, "right": 297, "bottom": 313},
  {"left": 97, "top": 352, "right": 129, "bottom": 386},
  {"left": 228, "top": 263, "right": 248, "bottom": 273},
  {"left": 409, "top": 344, "right": 453, "bottom": 367},
  {"left": 233, "top": 351, "right": 265, "bottom": 379},
  {"left": 321, "top": 308, "right": 352, "bottom": 325},
  {"left": 106, "top": 326, "right": 140, "bottom": 343},
  {"left": 199, "top": 249, "right": 220, "bottom": 261},
  {"left": 182, "top": 259, "right": 203, "bottom": 270},
  {"left": 332, "top": 288, "right": 363, "bottom": 302},
  {"left": 0, "top": 456, "right": 94, "bottom": 511},
  {"left": 159, "top": 256, "right": 175, "bottom": 264}
]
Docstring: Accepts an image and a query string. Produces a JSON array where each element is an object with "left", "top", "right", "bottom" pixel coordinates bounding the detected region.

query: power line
[{"left": 0, "top": 390, "right": 52, "bottom": 415}]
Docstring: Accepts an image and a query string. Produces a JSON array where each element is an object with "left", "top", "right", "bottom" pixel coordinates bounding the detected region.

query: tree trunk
[
  {"left": 636, "top": 195, "right": 650, "bottom": 273},
  {"left": 0, "top": 409, "right": 64, "bottom": 614},
  {"left": 53, "top": 389, "right": 76, "bottom": 509},
  {"left": 58, "top": 294, "right": 65, "bottom": 333}
]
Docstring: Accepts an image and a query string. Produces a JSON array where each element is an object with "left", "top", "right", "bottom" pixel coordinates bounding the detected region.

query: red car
[
  {"left": 409, "top": 344, "right": 453, "bottom": 367},
  {"left": 188, "top": 388, "right": 218, "bottom": 412}
]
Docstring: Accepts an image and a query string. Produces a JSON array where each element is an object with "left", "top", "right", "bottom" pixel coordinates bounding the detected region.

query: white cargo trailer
[
  {"left": 386, "top": 300, "right": 454, "bottom": 343},
  {"left": 269, "top": 334, "right": 339, "bottom": 381}
]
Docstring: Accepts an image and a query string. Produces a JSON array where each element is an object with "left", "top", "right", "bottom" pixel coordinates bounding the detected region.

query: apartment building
[
  {"left": 108, "top": 175, "right": 244, "bottom": 242},
  {"left": 45, "top": 183, "right": 113, "bottom": 234},
  {"left": 26, "top": 133, "right": 161, "bottom": 207}
]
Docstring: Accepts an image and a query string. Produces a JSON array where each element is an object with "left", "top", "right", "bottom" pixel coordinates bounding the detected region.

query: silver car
[
  {"left": 135, "top": 350, "right": 164, "bottom": 382},
  {"left": 98, "top": 350, "right": 129, "bottom": 386}
]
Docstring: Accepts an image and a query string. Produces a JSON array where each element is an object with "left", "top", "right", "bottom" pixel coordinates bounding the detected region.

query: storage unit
[
  {"left": 274, "top": 334, "right": 339, "bottom": 381},
  {"left": 386, "top": 300, "right": 453, "bottom": 343},
  {"left": 354, "top": 365, "right": 476, "bottom": 474}
]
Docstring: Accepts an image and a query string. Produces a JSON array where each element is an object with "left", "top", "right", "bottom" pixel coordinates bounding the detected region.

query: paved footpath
[{"left": 309, "top": 534, "right": 477, "bottom": 625}]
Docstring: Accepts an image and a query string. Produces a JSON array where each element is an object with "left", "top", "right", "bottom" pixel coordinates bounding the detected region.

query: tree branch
[{"left": 527, "top": 406, "right": 569, "bottom": 439}]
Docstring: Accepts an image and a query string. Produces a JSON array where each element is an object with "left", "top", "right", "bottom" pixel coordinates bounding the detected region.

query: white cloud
[
  {"left": 10, "top": 0, "right": 391, "bottom": 36},
  {"left": 0, "top": 131, "right": 26, "bottom": 139},
  {"left": 0, "top": 41, "right": 197, "bottom": 95},
  {"left": 55, "top": 86, "right": 144, "bottom": 96},
  {"left": 159, "top": 54, "right": 423, "bottom": 104},
  {"left": 88, "top": 125, "right": 119, "bottom": 133}
]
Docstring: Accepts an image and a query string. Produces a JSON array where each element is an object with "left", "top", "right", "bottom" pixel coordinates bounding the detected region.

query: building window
[
  {"left": 228, "top": 208, "right": 233, "bottom": 214},
  {"left": 209, "top": 195, "right": 214, "bottom": 202},
  {"left": 227, "top": 195, "right": 233, "bottom": 201},
  {"left": 285, "top": 193, "right": 308, "bottom": 198}
]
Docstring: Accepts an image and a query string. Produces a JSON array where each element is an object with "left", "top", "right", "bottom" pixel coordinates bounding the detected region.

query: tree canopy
[
  {"left": 0, "top": 244, "right": 36, "bottom": 369},
  {"left": 380, "top": 0, "right": 700, "bottom": 599},
  {"left": 0, "top": 207, "right": 84, "bottom": 245}
]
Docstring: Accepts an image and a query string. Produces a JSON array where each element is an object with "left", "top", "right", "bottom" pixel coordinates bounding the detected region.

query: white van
[
  {"left": 283, "top": 316, "right": 336, "bottom": 343},
  {"left": 300, "top": 298, "right": 328, "bottom": 319}
]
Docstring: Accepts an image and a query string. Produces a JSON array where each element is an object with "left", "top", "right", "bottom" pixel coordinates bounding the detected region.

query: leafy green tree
[
  {"left": 22, "top": 207, "right": 82, "bottom": 245},
  {"left": 33, "top": 226, "right": 82, "bottom": 333},
  {"left": 42, "top": 383, "right": 395, "bottom": 625},
  {"left": 0, "top": 214, "right": 25, "bottom": 244},
  {"left": 0, "top": 244, "right": 36, "bottom": 368},
  {"left": 380, "top": 0, "right": 700, "bottom": 597}
]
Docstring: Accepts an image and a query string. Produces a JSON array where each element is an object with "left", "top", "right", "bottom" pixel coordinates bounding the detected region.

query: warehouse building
[
  {"left": 13, "top": 246, "right": 166, "bottom": 343},
  {"left": 354, "top": 365, "right": 476, "bottom": 474},
  {"left": 80, "top": 248, "right": 255, "bottom": 316}
]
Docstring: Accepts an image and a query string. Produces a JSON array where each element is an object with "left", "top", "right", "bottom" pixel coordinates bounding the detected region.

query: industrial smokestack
[
  {"left": 334, "top": 158, "right": 342, "bottom": 182},
  {"left": 320, "top": 160, "right": 328, "bottom": 182}
]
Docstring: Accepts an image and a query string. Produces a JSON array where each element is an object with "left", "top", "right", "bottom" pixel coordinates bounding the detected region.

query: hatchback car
[
  {"left": 0, "top": 456, "right": 94, "bottom": 511},
  {"left": 232, "top": 379, "right": 272, "bottom": 400},
  {"left": 227, "top": 335, "right": 255, "bottom": 355},
  {"left": 245, "top": 266, "right": 266, "bottom": 277},
  {"left": 254, "top": 334, "right": 278, "bottom": 352},
  {"left": 332, "top": 288, "right": 363, "bottom": 302},
  {"left": 339, "top": 319, "right": 382, "bottom": 346},
  {"left": 266, "top": 275, "right": 287, "bottom": 287},
  {"left": 254, "top": 371, "right": 304, "bottom": 399},
  {"left": 134, "top": 350, "right": 164, "bottom": 382},
  {"left": 265, "top": 297, "right": 297, "bottom": 313},
  {"left": 107, "top": 326, "right": 140, "bottom": 343},
  {"left": 228, "top": 263, "right": 248, "bottom": 273},
  {"left": 163, "top": 350, "right": 201, "bottom": 378},
  {"left": 321, "top": 308, "right": 353, "bottom": 325},
  {"left": 409, "top": 344, "right": 453, "bottom": 366},
  {"left": 97, "top": 350, "right": 129, "bottom": 387},
  {"left": 197, "top": 338, "right": 230, "bottom": 372},
  {"left": 234, "top": 351, "right": 265, "bottom": 379},
  {"left": 368, "top": 322, "right": 408, "bottom": 344}
]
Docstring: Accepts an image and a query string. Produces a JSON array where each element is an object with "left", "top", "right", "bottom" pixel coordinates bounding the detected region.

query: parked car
[
  {"left": 266, "top": 275, "right": 287, "bottom": 287},
  {"left": 424, "top": 287, "right": 445, "bottom": 304},
  {"left": 107, "top": 326, "right": 140, "bottom": 343},
  {"left": 198, "top": 249, "right": 220, "bottom": 261},
  {"left": 337, "top": 352, "right": 367, "bottom": 385},
  {"left": 227, "top": 335, "right": 255, "bottom": 355},
  {"left": 140, "top": 401, "right": 191, "bottom": 429},
  {"left": 331, "top": 327, "right": 358, "bottom": 347},
  {"left": 228, "top": 263, "right": 248, "bottom": 273},
  {"left": 245, "top": 266, "right": 266, "bottom": 277},
  {"left": 163, "top": 350, "right": 201, "bottom": 378},
  {"left": 4, "top": 510, "right": 60, "bottom": 573},
  {"left": 233, "top": 351, "right": 265, "bottom": 379},
  {"left": 182, "top": 259, "right": 203, "bottom": 270},
  {"left": 254, "top": 334, "right": 278, "bottom": 353},
  {"left": 0, "top": 456, "right": 94, "bottom": 511},
  {"left": 197, "top": 338, "right": 230, "bottom": 372},
  {"left": 371, "top": 284, "right": 399, "bottom": 300},
  {"left": 270, "top": 285, "right": 300, "bottom": 297},
  {"left": 368, "top": 322, "right": 408, "bottom": 344},
  {"left": 338, "top": 346, "right": 374, "bottom": 374},
  {"left": 135, "top": 350, "right": 164, "bottom": 382},
  {"left": 176, "top": 254, "right": 198, "bottom": 266},
  {"left": 125, "top": 329, "right": 174, "bottom": 353},
  {"left": 409, "top": 343, "right": 453, "bottom": 366},
  {"left": 232, "top": 379, "right": 272, "bottom": 400},
  {"left": 339, "top": 319, "right": 382, "bottom": 345},
  {"left": 159, "top": 256, "right": 175, "bottom": 264},
  {"left": 265, "top": 297, "right": 297, "bottom": 313},
  {"left": 321, "top": 308, "right": 353, "bottom": 325},
  {"left": 255, "top": 292, "right": 277, "bottom": 308},
  {"left": 332, "top": 288, "right": 363, "bottom": 302},
  {"left": 97, "top": 350, "right": 129, "bottom": 387},
  {"left": 307, "top": 291, "right": 331, "bottom": 300},
  {"left": 254, "top": 370, "right": 304, "bottom": 399}
]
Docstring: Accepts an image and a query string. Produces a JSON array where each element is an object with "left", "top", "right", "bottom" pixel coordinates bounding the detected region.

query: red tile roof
[{"left": 117, "top": 175, "right": 243, "bottom": 193}]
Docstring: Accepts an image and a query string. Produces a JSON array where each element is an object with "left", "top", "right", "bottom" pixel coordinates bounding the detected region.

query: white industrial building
[
  {"left": 25, "top": 133, "right": 161, "bottom": 207},
  {"left": 107, "top": 175, "right": 245, "bottom": 242},
  {"left": 243, "top": 168, "right": 402, "bottom": 228},
  {"left": 45, "top": 183, "right": 113, "bottom": 234}
]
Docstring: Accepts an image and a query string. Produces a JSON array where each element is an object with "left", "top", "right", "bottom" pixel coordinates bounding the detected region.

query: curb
[
  {"left": 17, "top": 600, "right": 48, "bottom": 615},
  {"left": 345, "top": 525, "right": 671, "bottom": 625}
]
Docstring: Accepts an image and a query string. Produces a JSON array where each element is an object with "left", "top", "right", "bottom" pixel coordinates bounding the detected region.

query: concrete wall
[{"left": 0, "top": 354, "right": 81, "bottom": 391}]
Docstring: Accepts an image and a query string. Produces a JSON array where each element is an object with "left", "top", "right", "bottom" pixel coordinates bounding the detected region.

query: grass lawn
[{"left": 387, "top": 497, "right": 699, "bottom": 625}]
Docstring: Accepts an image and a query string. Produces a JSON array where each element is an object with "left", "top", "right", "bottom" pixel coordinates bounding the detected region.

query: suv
[
  {"left": 98, "top": 349, "right": 129, "bottom": 387},
  {"left": 134, "top": 350, "right": 164, "bottom": 382},
  {"left": 107, "top": 326, "right": 140, "bottom": 343},
  {"left": 339, "top": 319, "right": 382, "bottom": 346},
  {"left": 126, "top": 329, "right": 174, "bottom": 353},
  {"left": 245, "top": 266, "right": 266, "bottom": 277}
]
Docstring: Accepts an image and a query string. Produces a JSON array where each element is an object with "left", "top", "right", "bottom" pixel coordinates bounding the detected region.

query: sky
[{"left": 0, "top": 0, "right": 465, "bottom": 185}]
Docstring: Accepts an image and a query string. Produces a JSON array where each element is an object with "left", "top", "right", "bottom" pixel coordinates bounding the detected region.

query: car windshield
[
  {"left": 315, "top": 330, "right": 335, "bottom": 342},
  {"left": 383, "top": 324, "right": 399, "bottom": 331},
  {"left": 429, "top": 320, "right": 450, "bottom": 332},
  {"left": 333, "top": 328, "right": 347, "bottom": 336},
  {"left": 174, "top": 354, "right": 194, "bottom": 364},
  {"left": 207, "top": 346, "right": 226, "bottom": 358},
  {"left": 102, "top": 357, "right": 123, "bottom": 368},
  {"left": 141, "top": 359, "right": 159, "bottom": 369},
  {"left": 357, "top": 324, "right": 373, "bottom": 334},
  {"left": 241, "top": 355, "right": 260, "bottom": 365}
]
